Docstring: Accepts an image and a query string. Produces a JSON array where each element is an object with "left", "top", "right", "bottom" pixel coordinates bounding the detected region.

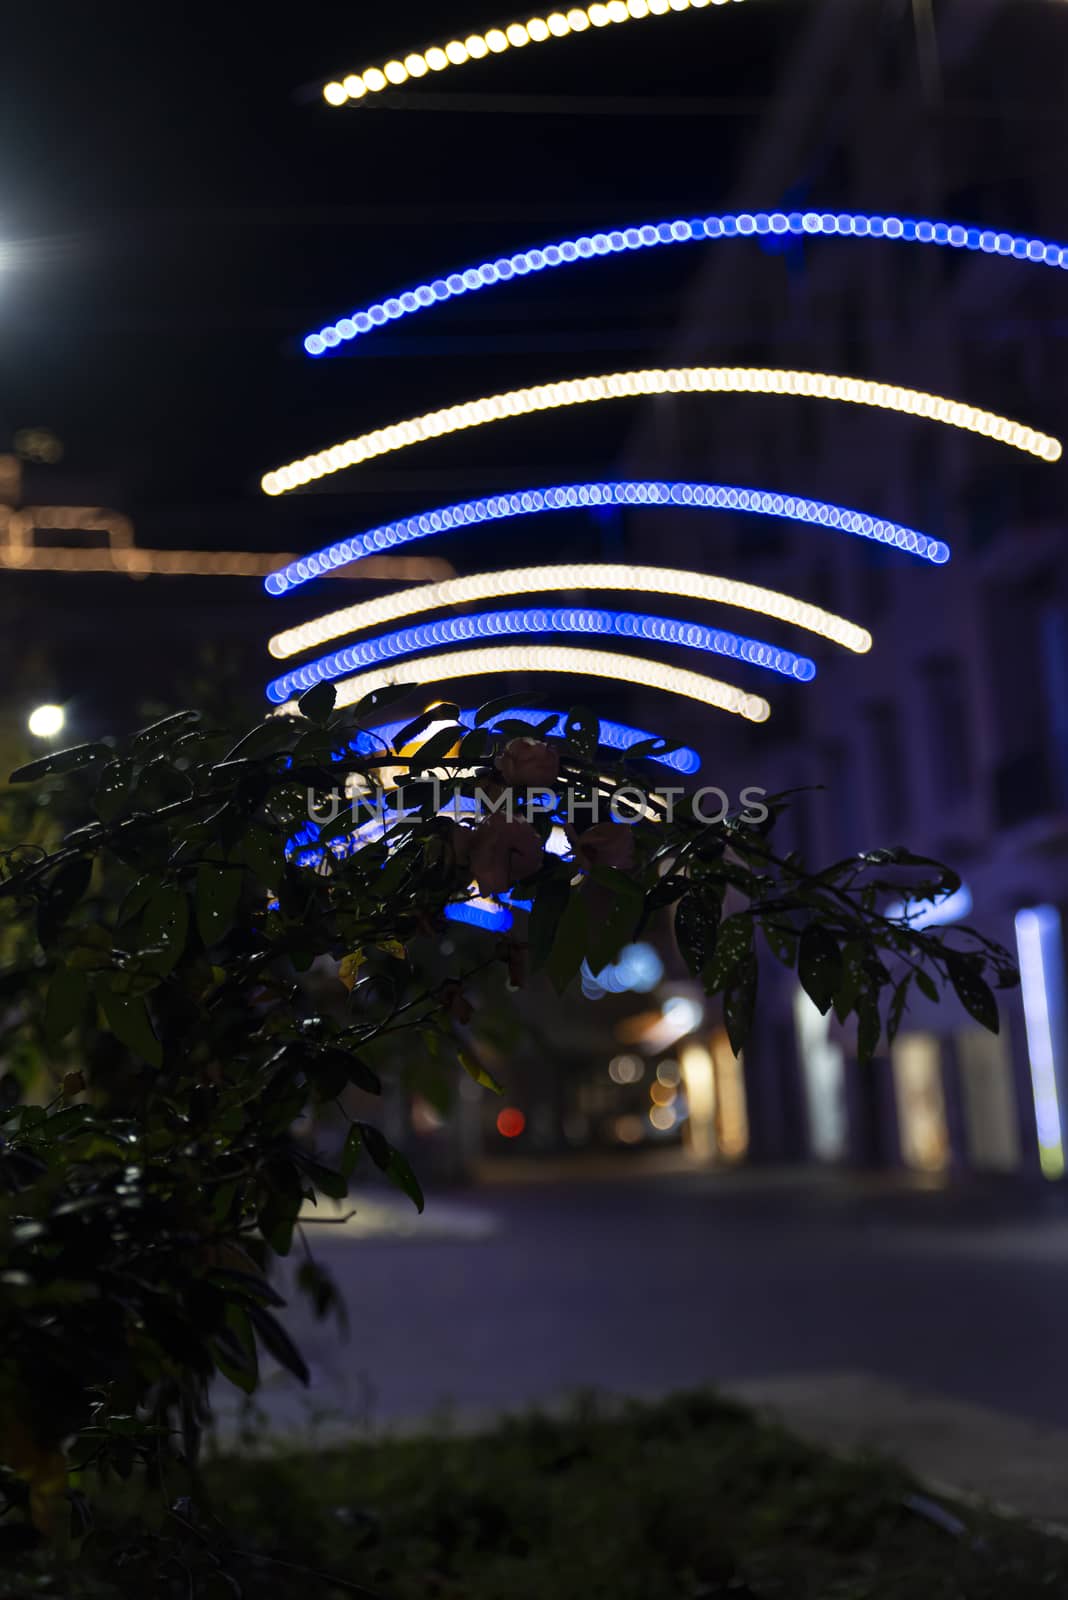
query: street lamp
[{"left": 27, "top": 704, "right": 65, "bottom": 740}]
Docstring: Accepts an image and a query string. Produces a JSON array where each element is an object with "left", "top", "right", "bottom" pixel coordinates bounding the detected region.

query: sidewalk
[
  {"left": 221, "top": 1166, "right": 1068, "bottom": 1527},
  {"left": 727, "top": 1373, "right": 1068, "bottom": 1528}
]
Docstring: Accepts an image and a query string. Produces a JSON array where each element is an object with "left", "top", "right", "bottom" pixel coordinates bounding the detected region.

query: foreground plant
[{"left": 0, "top": 684, "right": 1015, "bottom": 1556}]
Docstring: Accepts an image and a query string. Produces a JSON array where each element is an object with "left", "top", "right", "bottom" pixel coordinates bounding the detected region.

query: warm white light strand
[
  {"left": 281, "top": 644, "right": 771, "bottom": 722},
  {"left": 262, "top": 367, "right": 1060, "bottom": 495},
  {"left": 321, "top": 1, "right": 742, "bottom": 107},
  {"left": 268, "top": 561, "right": 871, "bottom": 660}
]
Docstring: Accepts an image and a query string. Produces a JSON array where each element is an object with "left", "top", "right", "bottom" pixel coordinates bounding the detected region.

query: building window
[
  {"left": 892, "top": 1034, "right": 949, "bottom": 1174},
  {"left": 920, "top": 655, "right": 972, "bottom": 804}
]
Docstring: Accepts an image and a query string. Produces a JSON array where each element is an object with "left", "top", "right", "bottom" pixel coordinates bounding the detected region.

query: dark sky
[
  {"left": 2, "top": 0, "right": 1065, "bottom": 741},
  {"left": 1, "top": 0, "right": 803, "bottom": 558}
]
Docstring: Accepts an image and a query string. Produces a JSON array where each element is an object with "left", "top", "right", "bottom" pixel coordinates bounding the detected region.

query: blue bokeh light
[
  {"left": 330, "top": 706, "right": 700, "bottom": 775},
  {"left": 264, "top": 480, "right": 949, "bottom": 597},
  {"left": 301, "top": 209, "right": 1068, "bottom": 357},
  {"left": 265, "top": 606, "right": 816, "bottom": 705}
]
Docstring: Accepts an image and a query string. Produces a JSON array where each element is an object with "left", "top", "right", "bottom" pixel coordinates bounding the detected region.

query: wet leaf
[
  {"left": 945, "top": 952, "right": 999, "bottom": 1033},
  {"left": 798, "top": 924, "right": 843, "bottom": 1016},
  {"left": 196, "top": 865, "right": 242, "bottom": 946},
  {"left": 45, "top": 965, "right": 87, "bottom": 1047},
  {"left": 298, "top": 681, "right": 337, "bottom": 725}
]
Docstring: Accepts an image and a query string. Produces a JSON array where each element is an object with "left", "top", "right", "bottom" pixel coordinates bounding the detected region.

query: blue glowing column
[{"left": 1015, "top": 906, "right": 1068, "bottom": 1179}]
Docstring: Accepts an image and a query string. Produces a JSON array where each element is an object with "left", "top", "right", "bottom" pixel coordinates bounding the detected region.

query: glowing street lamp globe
[{"left": 27, "top": 704, "right": 65, "bottom": 740}]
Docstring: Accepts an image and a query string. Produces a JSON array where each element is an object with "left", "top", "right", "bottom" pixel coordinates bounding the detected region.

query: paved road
[{"left": 241, "top": 1169, "right": 1068, "bottom": 1436}]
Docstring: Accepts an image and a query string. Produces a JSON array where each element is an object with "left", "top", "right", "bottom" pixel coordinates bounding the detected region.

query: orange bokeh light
[{"left": 496, "top": 1107, "right": 526, "bottom": 1139}]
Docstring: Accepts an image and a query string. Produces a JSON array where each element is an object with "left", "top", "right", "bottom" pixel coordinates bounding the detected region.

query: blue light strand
[
  {"left": 444, "top": 894, "right": 534, "bottom": 935},
  {"left": 265, "top": 480, "right": 949, "bottom": 597},
  {"left": 266, "top": 606, "right": 816, "bottom": 705},
  {"left": 303, "top": 210, "right": 1068, "bottom": 357},
  {"left": 346, "top": 706, "right": 701, "bottom": 775},
  {"left": 286, "top": 704, "right": 700, "bottom": 869},
  {"left": 446, "top": 901, "right": 514, "bottom": 933}
]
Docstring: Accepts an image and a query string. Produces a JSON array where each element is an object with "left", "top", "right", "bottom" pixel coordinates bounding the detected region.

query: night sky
[
  {"left": 2, "top": 0, "right": 1064, "bottom": 731},
  {"left": 1, "top": 0, "right": 802, "bottom": 558}
]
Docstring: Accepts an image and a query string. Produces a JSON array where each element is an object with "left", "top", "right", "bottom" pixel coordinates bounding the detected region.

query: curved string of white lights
[
  {"left": 264, "top": 482, "right": 948, "bottom": 596},
  {"left": 268, "top": 562, "right": 872, "bottom": 662},
  {"left": 321, "top": 1, "right": 741, "bottom": 107},
  {"left": 280, "top": 645, "right": 771, "bottom": 723},
  {"left": 261, "top": 369, "right": 1060, "bottom": 496},
  {"left": 303, "top": 210, "right": 1068, "bottom": 356}
]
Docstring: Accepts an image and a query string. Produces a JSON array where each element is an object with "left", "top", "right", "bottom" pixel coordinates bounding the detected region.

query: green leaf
[
  {"left": 459, "top": 1052, "right": 503, "bottom": 1094},
  {"left": 763, "top": 922, "right": 797, "bottom": 967},
  {"left": 131, "top": 710, "right": 200, "bottom": 751},
  {"left": 45, "top": 965, "right": 88, "bottom": 1047},
  {"left": 564, "top": 707, "right": 600, "bottom": 757},
  {"left": 622, "top": 736, "right": 682, "bottom": 761},
  {"left": 94, "top": 758, "right": 135, "bottom": 822},
  {"left": 340, "top": 1125, "right": 362, "bottom": 1178},
  {"left": 945, "top": 952, "right": 999, "bottom": 1033},
  {"left": 294, "top": 1151, "right": 348, "bottom": 1200},
  {"left": 887, "top": 975, "right": 911, "bottom": 1045},
  {"left": 386, "top": 1148, "right": 424, "bottom": 1213},
  {"left": 702, "top": 914, "right": 753, "bottom": 996},
  {"left": 98, "top": 989, "right": 161, "bottom": 1068},
  {"left": 915, "top": 969, "right": 939, "bottom": 1003},
  {"left": 246, "top": 1305, "right": 310, "bottom": 1385},
  {"left": 394, "top": 704, "right": 460, "bottom": 750},
  {"left": 586, "top": 877, "right": 643, "bottom": 975},
  {"left": 346, "top": 1054, "right": 383, "bottom": 1095},
  {"left": 675, "top": 892, "right": 722, "bottom": 977},
  {"left": 213, "top": 1304, "right": 259, "bottom": 1395},
  {"left": 38, "top": 857, "right": 93, "bottom": 944},
  {"left": 856, "top": 990, "right": 882, "bottom": 1065},
  {"left": 10, "top": 742, "right": 110, "bottom": 784},
  {"left": 233, "top": 825, "right": 284, "bottom": 887},
  {"left": 408, "top": 723, "right": 465, "bottom": 772},
  {"left": 223, "top": 720, "right": 299, "bottom": 761},
  {"left": 353, "top": 1121, "right": 391, "bottom": 1171},
  {"left": 344, "top": 1124, "right": 425, "bottom": 1212},
  {"left": 316, "top": 1047, "right": 381, "bottom": 1097},
  {"left": 298, "top": 681, "right": 337, "bottom": 724},
  {"left": 351, "top": 683, "right": 417, "bottom": 720},
  {"left": 798, "top": 924, "right": 843, "bottom": 1016},
  {"left": 117, "top": 875, "right": 159, "bottom": 927},
  {"left": 474, "top": 692, "right": 543, "bottom": 727},
  {"left": 140, "top": 886, "right": 189, "bottom": 976},
  {"left": 315, "top": 802, "right": 359, "bottom": 845},
  {"left": 832, "top": 941, "right": 865, "bottom": 1025},
  {"left": 723, "top": 954, "right": 758, "bottom": 1056},
  {"left": 459, "top": 727, "right": 491, "bottom": 765},
  {"left": 196, "top": 865, "right": 243, "bottom": 946},
  {"left": 529, "top": 871, "right": 573, "bottom": 971},
  {"left": 545, "top": 892, "right": 591, "bottom": 995}
]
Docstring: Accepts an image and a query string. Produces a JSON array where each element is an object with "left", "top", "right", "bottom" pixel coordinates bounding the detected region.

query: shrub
[{"left": 0, "top": 684, "right": 1015, "bottom": 1553}]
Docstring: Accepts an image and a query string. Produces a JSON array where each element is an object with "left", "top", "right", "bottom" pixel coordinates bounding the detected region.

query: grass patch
[{"left": 11, "top": 1390, "right": 1068, "bottom": 1597}]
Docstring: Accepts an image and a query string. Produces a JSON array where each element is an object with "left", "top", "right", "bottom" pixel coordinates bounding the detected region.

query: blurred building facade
[{"left": 622, "top": 0, "right": 1068, "bottom": 1183}]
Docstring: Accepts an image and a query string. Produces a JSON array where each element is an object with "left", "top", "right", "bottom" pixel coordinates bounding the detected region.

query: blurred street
[{"left": 255, "top": 1168, "right": 1068, "bottom": 1437}]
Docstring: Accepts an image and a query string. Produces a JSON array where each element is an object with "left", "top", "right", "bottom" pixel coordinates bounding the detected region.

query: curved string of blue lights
[
  {"left": 265, "top": 606, "right": 816, "bottom": 705},
  {"left": 286, "top": 703, "right": 702, "bottom": 869},
  {"left": 265, "top": 480, "right": 948, "bottom": 596},
  {"left": 303, "top": 210, "right": 1068, "bottom": 356},
  {"left": 338, "top": 706, "right": 701, "bottom": 775}
]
